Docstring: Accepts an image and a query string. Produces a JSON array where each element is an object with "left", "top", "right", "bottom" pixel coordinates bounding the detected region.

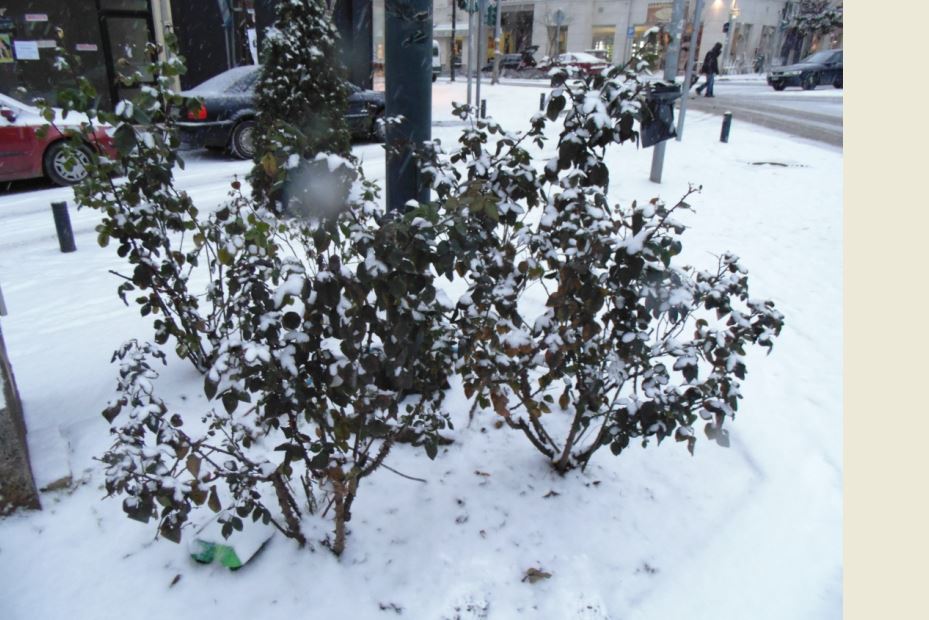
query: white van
[{"left": 432, "top": 40, "right": 441, "bottom": 82}]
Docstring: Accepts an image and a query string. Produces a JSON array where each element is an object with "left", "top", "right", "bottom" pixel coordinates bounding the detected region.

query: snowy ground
[{"left": 0, "top": 80, "right": 841, "bottom": 619}]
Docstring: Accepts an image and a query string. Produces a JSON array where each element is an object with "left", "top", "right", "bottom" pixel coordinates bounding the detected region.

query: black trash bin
[{"left": 640, "top": 83, "right": 682, "bottom": 148}]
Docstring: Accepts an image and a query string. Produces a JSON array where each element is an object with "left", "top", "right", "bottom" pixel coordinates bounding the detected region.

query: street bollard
[
  {"left": 51, "top": 202, "right": 76, "bottom": 253},
  {"left": 720, "top": 112, "right": 733, "bottom": 143},
  {"left": 539, "top": 92, "right": 546, "bottom": 111},
  {"left": 480, "top": 99, "right": 487, "bottom": 119}
]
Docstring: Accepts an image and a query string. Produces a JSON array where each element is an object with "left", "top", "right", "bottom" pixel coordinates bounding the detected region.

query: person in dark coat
[{"left": 695, "top": 42, "right": 723, "bottom": 97}]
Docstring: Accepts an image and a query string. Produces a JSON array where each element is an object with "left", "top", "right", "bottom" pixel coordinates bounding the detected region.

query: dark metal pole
[
  {"left": 51, "top": 202, "right": 76, "bottom": 253},
  {"left": 385, "top": 0, "right": 432, "bottom": 211},
  {"left": 480, "top": 99, "right": 486, "bottom": 118},
  {"left": 352, "top": 0, "right": 374, "bottom": 89},
  {"left": 450, "top": 0, "right": 456, "bottom": 81},
  {"left": 475, "top": 0, "right": 485, "bottom": 112},
  {"left": 491, "top": 0, "right": 501, "bottom": 84},
  {"left": 720, "top": 111, "right": 732, "bottom": 142},
  {"left": 539, "top": 92, "right": 545, "bottom": 111},
  {"left": 466, "top": 3, "right": 473, "bottom": 106}
]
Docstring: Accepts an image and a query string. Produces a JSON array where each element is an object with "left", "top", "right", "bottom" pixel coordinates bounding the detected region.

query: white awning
[{"left": 434, "top": 22, "right": 470, "bottom": 35}]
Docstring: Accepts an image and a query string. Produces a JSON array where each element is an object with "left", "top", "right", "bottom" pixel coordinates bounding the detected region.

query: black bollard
[
  {"left": 480, "top": 99, "right": 487, "bottom": 119},
  {"left": 51, "top": 202, "right": 76, "bottom": 253},
  {"left": 720, "top": 112, "right": 733, "bottom": 143},
  {"left": 539, "top": 92, "right": 546, "bottom": 111}
]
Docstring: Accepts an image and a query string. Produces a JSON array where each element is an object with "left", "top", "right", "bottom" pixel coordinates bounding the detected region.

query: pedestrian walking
[{"left": 695, "top": 42, "right": 723, "bottom": 97}]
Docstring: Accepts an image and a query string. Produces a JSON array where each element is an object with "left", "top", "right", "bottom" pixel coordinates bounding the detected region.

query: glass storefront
[
  {"left": 0, "top": 0, "right": 154, "bottom": 110},
  {"left": 591, "top": 25, "right": 615, "bottom": 61}
]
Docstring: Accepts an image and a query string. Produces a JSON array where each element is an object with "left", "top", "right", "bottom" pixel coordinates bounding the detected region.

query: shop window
[
  {"left": 502, "top": 9, "right": 534, "bottom": 54},
  {"left": 547, "top": 26, "right": 567, "bottom": 56},
  {"left": 591, "top": 25, "right": 615, "bottom": 61},
  {"left": 99, "top": 0, "right": 150, "bottom": 10}
]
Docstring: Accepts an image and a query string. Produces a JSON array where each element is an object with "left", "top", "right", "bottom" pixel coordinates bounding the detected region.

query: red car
[
  {"left": 554, "top": 52, "right": 610, "bottom": 77},
  {"left": 0, "top": 92, "right": 117, "bottom": 186}
]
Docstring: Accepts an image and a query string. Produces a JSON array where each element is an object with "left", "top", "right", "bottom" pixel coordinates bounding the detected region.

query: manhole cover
[{"left": 749, "top": 161, "right": 809, "bottom": 168}]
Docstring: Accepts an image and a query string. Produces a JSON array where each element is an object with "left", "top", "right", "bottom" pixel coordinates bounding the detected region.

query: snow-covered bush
[
  {"left": 46, "top": 7, "right": 455, "bottom": 555},
  {"left": 419, "top": 63, "right": 785, "bottom": 474},
  {"left": 46, "top": 13, "right": 782, "bottom": 556},
  {"left": 40, "top": 31, "right": 218, "bottom": 372},
  {"left": 100, "top": 178, "right": 457, "bottom": 553}
]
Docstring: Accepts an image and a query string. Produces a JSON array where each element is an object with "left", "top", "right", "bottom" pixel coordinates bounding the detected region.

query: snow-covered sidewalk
[{"left": 0, "top": 80, "right": 841, "bottom": 619}]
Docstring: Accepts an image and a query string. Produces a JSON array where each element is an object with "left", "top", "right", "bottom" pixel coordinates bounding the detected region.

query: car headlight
[{"left": 782, "top": 70, "right": 802, "bottom": 76}]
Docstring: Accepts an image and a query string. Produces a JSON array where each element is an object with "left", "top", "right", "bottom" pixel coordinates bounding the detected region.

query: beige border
[{"left": 845, "top": 1, "right": 929, "bottom": 617}]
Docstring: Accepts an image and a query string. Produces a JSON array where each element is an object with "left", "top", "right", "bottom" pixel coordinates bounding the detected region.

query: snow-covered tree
[
  {"left": 249, "top": 0, "right": 352, "bottom": 210},
  {"left": 791, "top": 1, "right": 843, "bottom": 37}
]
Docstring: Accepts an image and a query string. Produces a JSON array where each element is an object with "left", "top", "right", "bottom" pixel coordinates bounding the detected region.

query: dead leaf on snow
[{"left": 522, "top": 567, "right": 552, "bottom": 584}]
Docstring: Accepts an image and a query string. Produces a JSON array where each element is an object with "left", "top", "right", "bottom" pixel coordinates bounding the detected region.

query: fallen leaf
[{"left": 522, "top": 567, "right": 553, "bottom": 584}]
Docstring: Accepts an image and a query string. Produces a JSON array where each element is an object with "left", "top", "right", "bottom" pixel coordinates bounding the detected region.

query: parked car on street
[
  {"left": 552, "top": 52, "right": 610, "bottom": 77},
  {"left": 0, "top": 92, "right": 117, "bottom": 186},
  {"left": 767, "top": 49, "right": 843, "bottom": 91},
  {"left": 584, "top": 49, "right": 610, "bottom": 62},
  {"left": 177, "top": 65, "right": 386, "bottom": 160},
  {"left": 482, "top": 54, "right": 524, "bottom": 72}
]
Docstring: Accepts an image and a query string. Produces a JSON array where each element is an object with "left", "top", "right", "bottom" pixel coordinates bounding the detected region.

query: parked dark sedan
[
  {"left": 177, "top": 66, "right": 386, "bottom": 159},
  {"left": 482, "top": 54, "right": 524, "bottom": 72},
  {"left": 767, "top": 49, "right": 843, "bottom": 91}
]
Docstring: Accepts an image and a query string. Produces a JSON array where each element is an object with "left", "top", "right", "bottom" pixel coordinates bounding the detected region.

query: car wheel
[
  {"left": 372, "top": 111, "right": 386, "bottom": 143},
  {"left": 771, "top": 81, "right": 786, "bottom": 91},
  {"left": 801, "top": 72, "right": 818, "bottom": 90},
  {"left": 230, "top": 119, "right": 256, "bottom": 160},
  {"left": 44, "top": 141, "right": 93, "bottom": 186},
  {"left": 833, "top": 73, "right": 843, "bottom": 89},
  {"left": 432, "top": 73, "right": 437, "bottom": 83}
]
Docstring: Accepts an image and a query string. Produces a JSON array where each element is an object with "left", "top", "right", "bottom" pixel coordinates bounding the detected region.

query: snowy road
[{"left": 683, "top": 78, "right": 843, "bottom": 147}]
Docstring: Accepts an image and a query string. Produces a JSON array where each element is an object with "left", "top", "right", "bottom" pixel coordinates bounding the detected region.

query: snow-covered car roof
[
  {"left": 561, "top": 52, "right": 608, "bottom": 64},
  {"left": 0, "top": 90, "right": 102, "bottom": 129},
  {"left": 0, "top": 91, "right": 40, "bottom": 115},
  {"left": 188, "top": 66, "right": 260, "bottom": 94}
]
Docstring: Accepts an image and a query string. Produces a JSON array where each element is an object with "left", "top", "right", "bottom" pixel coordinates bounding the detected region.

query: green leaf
[
  {"left": 160, "top": 520, "right": 182, "bottom": 544},
  {"left": 546, "top": 94, "right": 566, "bottom": 121},
  {"left": 282, "top": 312, "right": 302, "bottom": 330},
  {"left": 186, "top": 455, "right": 201, "bottom": 479},
  {"left": 102, "top": 402, "right": 122, "bottom": 423},
  {"left": 204, "top": 376, "right": 218, "bottom": 400},
  {"left": 217, "top": 247, "right": 234, "bottom": 266},
  {"left": 221, "top": 391, "right": 239, "bottom": 414},
  {"left": 208, "top": 486, "right": 221, "bottom": 513},
  {"left": 112, "top": 123, "right": 137, "bottom": 155}
]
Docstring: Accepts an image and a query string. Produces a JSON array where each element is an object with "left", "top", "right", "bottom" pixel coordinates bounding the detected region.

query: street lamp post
[
  {"left": 721, "top": 0, "right": 739, "bottom": 73},
  {"left": 676, "top": 0, "right": 705, "bottom": 140},
  {"left": 648, "top": 0, "right": 686, "bottom": 184}
]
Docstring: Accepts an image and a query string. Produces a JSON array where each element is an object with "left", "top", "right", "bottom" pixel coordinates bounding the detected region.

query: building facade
[
  {"left": 0, "top": 0, "right": 265, "bottom": 109},
  {"left": 0, "top": 0, "right": 164, "bottom": 110},
  {"left": 417, "top": 0, "right": 841, "bottom": 75}
]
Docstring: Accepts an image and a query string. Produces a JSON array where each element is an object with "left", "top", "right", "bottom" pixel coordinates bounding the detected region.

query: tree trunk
[{"left": 0, "top": 323, "right": 41, "bottom": 515}]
